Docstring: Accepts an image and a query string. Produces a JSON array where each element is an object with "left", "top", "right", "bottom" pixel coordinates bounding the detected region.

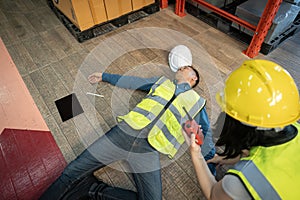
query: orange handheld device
[{"left": 182, "top": 107, "right": 204, "bottom": 145}]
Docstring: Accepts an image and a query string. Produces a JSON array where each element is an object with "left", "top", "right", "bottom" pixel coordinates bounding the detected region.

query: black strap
[{"left": 146, "top": 94, "right": 176, "bottom": 131}]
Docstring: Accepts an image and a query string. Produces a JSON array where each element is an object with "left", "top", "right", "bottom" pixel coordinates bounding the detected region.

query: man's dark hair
[
  {"left": 189, "top": 65, "right": 200, "bottom": 88},
  {"left": 213, "top": 112, "right": 296, "bottom": 159}
]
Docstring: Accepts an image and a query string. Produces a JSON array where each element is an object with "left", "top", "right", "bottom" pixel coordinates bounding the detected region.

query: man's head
[{"left": 175, "top": 65, "right": 200, "bottom": 88}]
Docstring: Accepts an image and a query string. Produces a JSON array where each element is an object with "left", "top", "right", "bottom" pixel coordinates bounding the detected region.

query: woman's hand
[
  {"left": 88, "top": 72, "right": 103, "bottom": 84},
  {"left": 206, "top": 154, "right": 227, "bottom": 165},
  {"left": 190, "top": 133, "right": 202, "bottom": 157},
  {"left": 207, "top": 153, "right": 243, "bottom": 166},
  {"left": 182, "top": 128, "right": 202, "bottom": 158}
]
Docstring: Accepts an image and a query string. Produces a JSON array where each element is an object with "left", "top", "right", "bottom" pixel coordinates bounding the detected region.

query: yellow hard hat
[{"left": 216, "top": 59, "right": 300, "bottom": 128}]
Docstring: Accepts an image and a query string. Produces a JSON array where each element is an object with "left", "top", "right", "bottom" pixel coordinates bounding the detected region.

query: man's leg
[
  {"left": 131, "top": 169, "right": 162, "bottom": 200},
  {"left": 128, "top": 138, "right": 162, "bottom": 200},
  {"left": 40, "top": 126, "right": 128, "bottom": 200},
  {"left": 89, "top": 137, "right": 162, "bottom": 200},
  {"left": 204, "top": 147, "right": 216, "bottom": 176},
  {"left": 89, "top": 157, "right": 162, "bottom": 200}
]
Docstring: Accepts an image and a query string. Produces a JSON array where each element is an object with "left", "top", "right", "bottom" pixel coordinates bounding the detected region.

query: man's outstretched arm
[{"left": 88, "top": 72, "right": 159, "bottom": 92}]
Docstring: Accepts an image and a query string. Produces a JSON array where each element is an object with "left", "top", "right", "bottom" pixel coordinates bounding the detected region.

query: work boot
[
  {"left": 88, "top": 180, "right": 109, "bottom": 199},
  {"left": 63, "top": 175, "right": 99, "bottom": 200}
]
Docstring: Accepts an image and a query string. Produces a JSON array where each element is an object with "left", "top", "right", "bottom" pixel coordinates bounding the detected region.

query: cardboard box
[
  {"left": 89, "top": 0, "right": 108, "bottom": 25},
  {"left": 105, "top": 0, "right": 132, "bottom": 20},
  {"left": 132, "top": 0, "right": 155, "bottom": 11},
  {"left": 52, "top": 0, "right": 107, "bottom": 31}
]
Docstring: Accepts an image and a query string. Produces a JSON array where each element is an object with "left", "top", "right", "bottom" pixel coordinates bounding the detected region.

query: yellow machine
[
  {"left": 105, "top": 0, "right": 132, "bottom": 20},
  {"left": 52, "top": 0, "right": 155, "bottom": 31},
  {"left": 132, "top": 0, "right": 156, "bottom": 11}
]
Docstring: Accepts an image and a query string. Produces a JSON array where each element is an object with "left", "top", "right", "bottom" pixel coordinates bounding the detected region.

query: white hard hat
[{"left": 168, "top": 45, "right": 193, "bottom": 72}]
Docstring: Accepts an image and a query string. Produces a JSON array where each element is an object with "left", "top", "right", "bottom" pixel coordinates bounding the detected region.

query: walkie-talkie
[{"left": 182, "top": 107, "right": 204, "bottom": 145}]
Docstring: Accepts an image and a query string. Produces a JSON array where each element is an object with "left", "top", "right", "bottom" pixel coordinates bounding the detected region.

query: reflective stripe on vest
[
  {"left": 230, "top": 160, "right": 280, "bottom": 200},
  {"left": 149, "top": 98, "right": 205, "bottom": 158},
  {"left": 148, "top": 89, "right": 206, "bottom": 158},
  {"left": 228, "top": 123, "right": 300, "bottom": 199},
  {"left": 117, "top": 76, "right": 206, "bottom": 158},
  {"left": 117, "top": 77, "right": 174, "bottom": 130}
]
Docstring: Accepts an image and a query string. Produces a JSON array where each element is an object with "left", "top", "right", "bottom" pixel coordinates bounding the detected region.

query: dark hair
[
  {"left": 189, "top": 65, "right": 200, "bottom": 88},
  {"left": 213, "top": 112, "right": 295, "bottom": 159}
]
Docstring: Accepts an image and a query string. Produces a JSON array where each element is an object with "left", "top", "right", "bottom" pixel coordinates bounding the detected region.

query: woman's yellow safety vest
[
  {"left": 227, "top": 123, "right": 300, "bottom": 199},
  {"left": 117, "top": 76, "right": 206, "bottom": 158}
]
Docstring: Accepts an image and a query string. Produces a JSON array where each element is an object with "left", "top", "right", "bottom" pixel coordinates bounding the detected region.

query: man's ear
[
  {"left": 191, "top": 74, "right": 199, "bottom": 88},
  {"left": 190, "top": 76, "right": 197, "bottom": 87},
  {"left": 191, "top": 74, "right": 198, "bottom": 82}
]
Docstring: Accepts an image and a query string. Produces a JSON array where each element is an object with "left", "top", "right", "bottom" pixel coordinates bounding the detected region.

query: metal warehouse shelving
[{"left": 160, "top": 0, "right": 286, "bottom": 58}]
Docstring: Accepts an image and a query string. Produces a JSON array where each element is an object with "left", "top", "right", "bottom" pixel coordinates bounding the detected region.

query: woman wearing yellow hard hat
[{"left": 184, "top": 59, "right": 300, "bottom": 199}]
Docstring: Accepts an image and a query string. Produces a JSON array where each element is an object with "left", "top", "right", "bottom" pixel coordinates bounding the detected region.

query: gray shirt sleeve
[{"left": 222, "top": 174, "right": 252, "bottom": 200}]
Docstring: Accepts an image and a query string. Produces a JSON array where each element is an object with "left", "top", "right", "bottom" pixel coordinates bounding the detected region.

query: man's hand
[{"left": 88, "top": 72, "right": 103, "bottom": 84}]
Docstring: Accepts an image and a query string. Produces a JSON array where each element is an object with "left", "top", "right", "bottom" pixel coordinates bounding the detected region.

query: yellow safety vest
[
  {"left": 227, "top": 123, "right": 300, "bottom": 199},
  {"left": 117, "top": 76, "right": 206, "bottom": 158}
]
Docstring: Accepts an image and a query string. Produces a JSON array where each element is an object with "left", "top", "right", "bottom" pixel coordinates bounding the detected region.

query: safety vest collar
[{"left": 147, "top": 76, "right": 175, "bottom": 98}]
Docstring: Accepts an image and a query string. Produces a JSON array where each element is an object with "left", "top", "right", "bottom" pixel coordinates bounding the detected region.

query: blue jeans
[
  {"left": 204, "top": 147, "right": 216, "bottom": 176},
  {"left": 40, "top": 125, "right": 162, "bottom": 200}
]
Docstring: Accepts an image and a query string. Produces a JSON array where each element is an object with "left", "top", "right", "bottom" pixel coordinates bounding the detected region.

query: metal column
[
  {"left": 160, "top": 0, "right": 168, "bottom": 8},
  {"left": 175, "top": 0, "right": 187, "bottom": 17},
  {"left": 244, "top": 0, "right": 283, "bottom": 57}
]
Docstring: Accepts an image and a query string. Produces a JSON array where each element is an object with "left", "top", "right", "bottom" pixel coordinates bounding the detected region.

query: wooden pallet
[{"left": 47, "top": 0, "right": 160, "bottom": 42}]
